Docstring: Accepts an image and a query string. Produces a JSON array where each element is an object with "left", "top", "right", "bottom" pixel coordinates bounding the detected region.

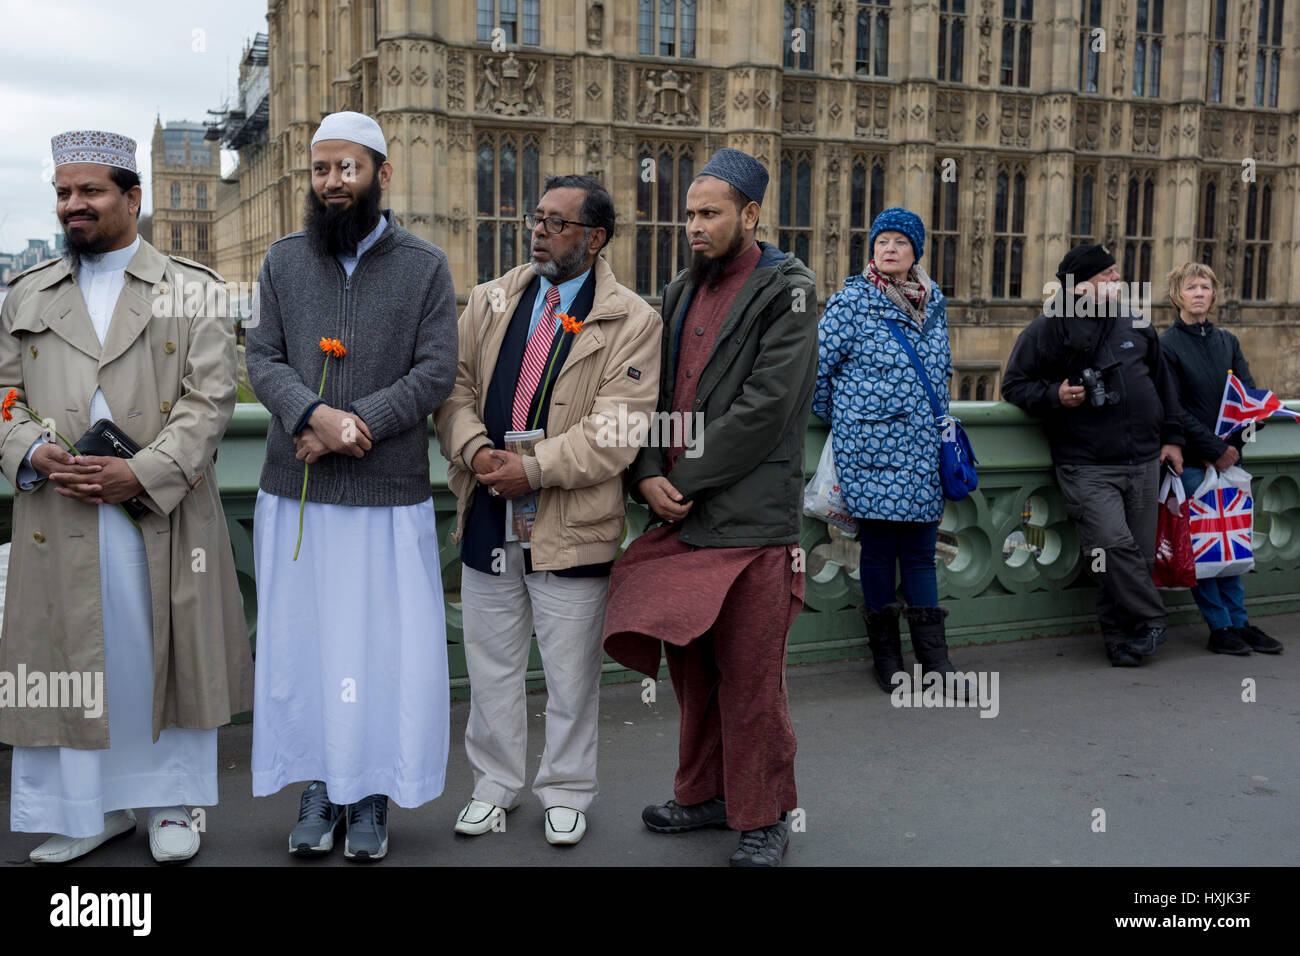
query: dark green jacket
[{"left": 628, "top": 242, "right": 818, "bottom": 547}]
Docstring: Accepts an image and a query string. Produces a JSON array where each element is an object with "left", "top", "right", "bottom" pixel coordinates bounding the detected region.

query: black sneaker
[
  {"left": 344, "top": 794, "right": 389, "bottom": 861},
  {"left": 1106, "top": 643, "right": 1143, "bottom": 667},
  {"left": 642, "top": 797, "right": 728, "bottom": 834},
  {"left": 289, "top": 781, "right": 344, "bottom": 856},
  {"left": 1236, "top": 624, "right": 1283, "bottom": 654},
  {"left": 1125, "top": 625, "right": 1169, "bottom": 657},
  {"left": 1207, "top": 627, "right": 1251, "bottom": 656},
  {"left": 729, "top": 819, "right": 790, "bottom": 867}
]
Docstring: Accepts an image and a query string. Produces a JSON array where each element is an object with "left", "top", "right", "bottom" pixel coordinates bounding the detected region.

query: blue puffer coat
[{"left": 813, "top": 273, "right": 953, "bottom": 522}]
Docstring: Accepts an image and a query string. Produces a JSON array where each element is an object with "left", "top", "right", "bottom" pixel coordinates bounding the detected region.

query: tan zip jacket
[{"left": 435, "top": 257, "right": 661, "bottom": 570}]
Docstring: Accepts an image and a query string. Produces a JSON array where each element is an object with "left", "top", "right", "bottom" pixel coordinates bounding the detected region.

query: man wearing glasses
[{"left": 436, "top": 175, "right": 660, "bottom": 846}]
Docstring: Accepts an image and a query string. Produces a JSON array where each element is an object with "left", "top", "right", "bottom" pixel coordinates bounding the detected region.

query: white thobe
[
  {"left": 249, "top": 217, "right": 450, "bottom": 808},
  {"left": 9, "top": 238, "right": 217, "bottom": 838}
]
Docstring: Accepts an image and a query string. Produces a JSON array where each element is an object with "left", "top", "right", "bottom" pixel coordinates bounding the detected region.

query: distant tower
[{"left": 150, "top": 116, "right": 221, "bottom": 268}]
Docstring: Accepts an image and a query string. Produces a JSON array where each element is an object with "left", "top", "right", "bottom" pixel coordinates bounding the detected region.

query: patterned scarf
[{"left": 865, "top": 260, "right": 930, "bottom": 325}]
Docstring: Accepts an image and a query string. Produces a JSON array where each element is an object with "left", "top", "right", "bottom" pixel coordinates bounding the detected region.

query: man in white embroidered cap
[
  {"left": 245, "top": 110, "right": 459, "bottom": 862},
  {"left": 0, "top": 130, "right": 251, "bottom": 864}
]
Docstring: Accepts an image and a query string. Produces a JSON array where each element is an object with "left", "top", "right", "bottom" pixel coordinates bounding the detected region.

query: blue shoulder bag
[{"left": 882, "top": 318, "right": 979, "bottom": 501}]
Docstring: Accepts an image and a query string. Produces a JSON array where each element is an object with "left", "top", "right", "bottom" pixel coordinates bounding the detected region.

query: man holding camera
[{"left": 1002, "top": 244, "right": 1184, "bottom": 667}]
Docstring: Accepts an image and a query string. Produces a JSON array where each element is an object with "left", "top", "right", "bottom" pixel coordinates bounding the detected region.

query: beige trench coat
[{"left": 0, "top": 239, "right": 253, "bottom": 749}]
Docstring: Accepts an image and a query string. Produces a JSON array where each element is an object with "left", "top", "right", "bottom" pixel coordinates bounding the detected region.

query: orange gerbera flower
[
  {"left": 319, "top": 337, "right": 347, "bottom": 358},
  {"left": 559, "top": 313, "right": 584, "bottom": 335},
  {"left": 2, "top": 388, "right": 17, "bottom": 422}
]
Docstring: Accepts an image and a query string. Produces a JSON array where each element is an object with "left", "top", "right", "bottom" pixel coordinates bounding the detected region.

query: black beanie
[{"left": 1056, "top": 243, "right": 1116, "bottom": 285}]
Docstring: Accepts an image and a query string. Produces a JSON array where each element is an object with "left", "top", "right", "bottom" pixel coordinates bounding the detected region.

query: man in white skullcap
[
  {"left": 0, "top": 130, "right": 251, "bottom": 863},
  {"left": 246, "top": 110, "right": 459, "bottom": 861}
]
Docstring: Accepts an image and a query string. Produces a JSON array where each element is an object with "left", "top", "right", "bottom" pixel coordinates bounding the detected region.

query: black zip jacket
[
  {"left": 1159, "top": 315, "right": 1255, "bottom": 466},
  {"left": 1001, "top": 307, "right": 1183, "bottom": 465}
]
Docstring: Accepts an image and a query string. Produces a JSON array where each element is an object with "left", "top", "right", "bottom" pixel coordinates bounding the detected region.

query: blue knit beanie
[{"left": 868, "top": 207, "right": 925, "bottom": 261}]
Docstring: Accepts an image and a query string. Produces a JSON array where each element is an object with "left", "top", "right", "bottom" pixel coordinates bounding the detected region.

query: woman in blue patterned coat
[{"left": 813, "top": 207, "right": 960, "bottom": 693}]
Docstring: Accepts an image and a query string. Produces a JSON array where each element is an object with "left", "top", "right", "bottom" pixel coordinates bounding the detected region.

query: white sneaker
[
  {"left": 453, "top": 798, "right": 510, "bottom": 836},
  {"left": 148, "top": 806, "right": 200, "bottom": 863},
  {"left": 544, "top": 807, "right": 586, "bottom": 845},
  {"left": 29, "top": 809, "right": 137, "bottom": 863}
]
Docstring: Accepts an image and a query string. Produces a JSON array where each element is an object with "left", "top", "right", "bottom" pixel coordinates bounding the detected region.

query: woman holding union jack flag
[{"left": 1158, "top": 262, "right": 1283, "bottom": 656}]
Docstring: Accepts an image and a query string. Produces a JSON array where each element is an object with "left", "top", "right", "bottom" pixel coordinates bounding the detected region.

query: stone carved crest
[
  {"left": 476, "top": 52, "right": 544, "bottom": 116},
  {"left": 1076, "top": 101, "right": 1101, "bottom": 150},
  {"left": 1132, "top": 107, "right": 1161, "bottom": 154},
  {"left": 782, "top": 80, "right": 816, "bottom": 134},
  {"left": 998, "top": 98, "right": 1032, "bottom": 148},
  {"left": 1201, "top": 111, "right": 1225, "bottom": 157},
  {"left": 854, "top": 86, "right": 890, "bottom": 139},
  {"left": 636, "top": 68, "right": 700, "bottom": 126},
  {"left": 935, "top": 93, "right": 964, "bottom": 143}
]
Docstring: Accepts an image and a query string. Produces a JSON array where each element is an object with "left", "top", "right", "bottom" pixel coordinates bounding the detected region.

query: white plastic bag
[
  {"left": 803, "top": 437, "right": 858, "bottom": 536},
  {"left": 1189, "top": 465, "right": 1255, "bottom": 579}
]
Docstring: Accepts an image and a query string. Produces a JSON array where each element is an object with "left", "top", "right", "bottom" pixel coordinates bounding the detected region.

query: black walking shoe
[
  {"left": 1207, "top": 627, "right": 1251, "bottom": 656},
  {"left": 1125, "top": 625, "right": 1169, "bottom": 657},
  {"left": 1105, "top": 641, "right": 1143, "bottom": 667},
  {"left": 1235, "top": 624, "right": 1283, "bottom": 654},
  {"left": 642, "top": 797, "right": 728, "bottom": 834},
  {"left": 862, "top": 603, "right": 906, "bottom": 693},
  {"left": 729, "top": 818, "right": 790, "bottom": 867}
]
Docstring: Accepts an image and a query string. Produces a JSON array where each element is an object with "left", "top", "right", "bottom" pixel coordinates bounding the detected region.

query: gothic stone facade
[
  {"left": 232, "top": 0, "right": 1300, "bottom": 396},
  {"left": 150, "top": 119, "right": 221, "bottom": 270}
]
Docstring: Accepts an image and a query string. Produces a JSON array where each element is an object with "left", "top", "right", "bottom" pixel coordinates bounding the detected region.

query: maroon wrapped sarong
[{"left": 603, "top": 525, "right": 804, "bottom": 830}]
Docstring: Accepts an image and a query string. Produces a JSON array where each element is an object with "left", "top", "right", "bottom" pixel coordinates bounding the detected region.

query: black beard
[
  {"left": 689, "top": 225, "right": 749, "bottom": 286},
  {"left": 61, "top": 220, "right": 114, "bottom": 274},
  {"left": 305, "top": 174, "right": 384, "bottom": 258}
]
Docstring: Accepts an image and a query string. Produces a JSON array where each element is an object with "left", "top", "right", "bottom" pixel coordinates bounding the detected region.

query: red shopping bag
[{"left": 1153, "top": 471, "right": 1196, "bottom": 589}]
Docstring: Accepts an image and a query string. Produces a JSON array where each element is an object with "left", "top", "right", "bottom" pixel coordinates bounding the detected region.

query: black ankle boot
[
  {"left": 903, "top": 605, "right": 970, "bottom": 696},
  {"left": 862, "top": 603, "right": 906, "bottom": 694}
]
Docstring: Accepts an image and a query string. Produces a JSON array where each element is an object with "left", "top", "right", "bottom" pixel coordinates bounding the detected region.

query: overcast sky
[{"left": 0, "top": 0, "right": 269, "bottom": 254}]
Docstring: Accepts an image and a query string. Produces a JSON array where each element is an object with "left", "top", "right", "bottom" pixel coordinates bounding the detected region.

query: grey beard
[{"left": 531, "top": 230, "right": 591, "bottom": 282}]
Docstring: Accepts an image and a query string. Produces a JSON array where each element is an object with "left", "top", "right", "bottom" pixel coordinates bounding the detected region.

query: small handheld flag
[{"left": 1213, "top": 371, "right": 1300, "bottom": 439}]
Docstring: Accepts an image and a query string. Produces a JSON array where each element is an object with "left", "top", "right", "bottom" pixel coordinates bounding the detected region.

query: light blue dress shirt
[
  {"left": 337, "top": 215, "right": 388, "bottom": 277},
  {"left": 528, "top": 267, "right": 592, "bottom": 339}
]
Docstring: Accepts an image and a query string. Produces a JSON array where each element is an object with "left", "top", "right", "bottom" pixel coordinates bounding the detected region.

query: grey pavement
[{"left": 2, "top": 613, "right": 1297, "bottom": 867}]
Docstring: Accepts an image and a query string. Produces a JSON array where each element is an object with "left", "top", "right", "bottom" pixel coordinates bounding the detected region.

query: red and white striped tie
[{"left": 512, "top": 284, "right": 562, "bottom": 431}]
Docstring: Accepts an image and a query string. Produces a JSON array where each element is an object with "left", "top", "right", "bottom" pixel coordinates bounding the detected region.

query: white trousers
[
  {"left": 10, "top": 502, "right": 217, "bottom": 837},
  {"left": 250, "top": 491, "right": 450, "bottom": 808},
  {"left": 460, "top": 541, "right": 609, "bottom": 812}
]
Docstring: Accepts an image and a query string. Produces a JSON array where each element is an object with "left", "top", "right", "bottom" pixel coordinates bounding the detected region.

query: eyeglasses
[{"left": 524, "top": 213, "right": 599, "bottom": 235}]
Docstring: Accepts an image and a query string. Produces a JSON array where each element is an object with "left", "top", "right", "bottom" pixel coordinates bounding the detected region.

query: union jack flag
[
  {"left": 1190, "top": 483, "right": 1253, "bottom": 564},
  {"left": 1214, "top": 372, "right": 1300, "bottom": 439}
]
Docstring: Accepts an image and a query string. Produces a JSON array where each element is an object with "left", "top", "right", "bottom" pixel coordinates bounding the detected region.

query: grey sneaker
[
  {"left": 289, "top": 781, "right": 344, "bottom": 856},
  {"left": 344, "top": 794, "right": 389, "bottom": 862}
]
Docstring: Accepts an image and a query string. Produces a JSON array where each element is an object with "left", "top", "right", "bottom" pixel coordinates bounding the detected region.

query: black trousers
[{"left": 1055, "top": 459, "right": 1167, "bottom": 640}]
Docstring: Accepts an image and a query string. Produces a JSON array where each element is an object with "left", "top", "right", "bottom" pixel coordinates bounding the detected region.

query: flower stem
[{"left": 294, "top": 356, "right": 331, "bottom": 561}]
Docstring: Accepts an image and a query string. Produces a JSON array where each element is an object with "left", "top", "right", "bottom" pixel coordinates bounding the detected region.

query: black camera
[{"left": 1078, "top": 361, "right": 1121, "bottom": 407}]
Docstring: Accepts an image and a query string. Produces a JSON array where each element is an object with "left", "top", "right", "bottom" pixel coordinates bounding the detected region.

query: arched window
[{"left": 475, "top": 131, "right": 541, "bottom": 284}]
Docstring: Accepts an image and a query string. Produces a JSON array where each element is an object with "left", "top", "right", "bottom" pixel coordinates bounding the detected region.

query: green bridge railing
[{"left": 3, "top": 401, "right": 1298, "bottom": 695}]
